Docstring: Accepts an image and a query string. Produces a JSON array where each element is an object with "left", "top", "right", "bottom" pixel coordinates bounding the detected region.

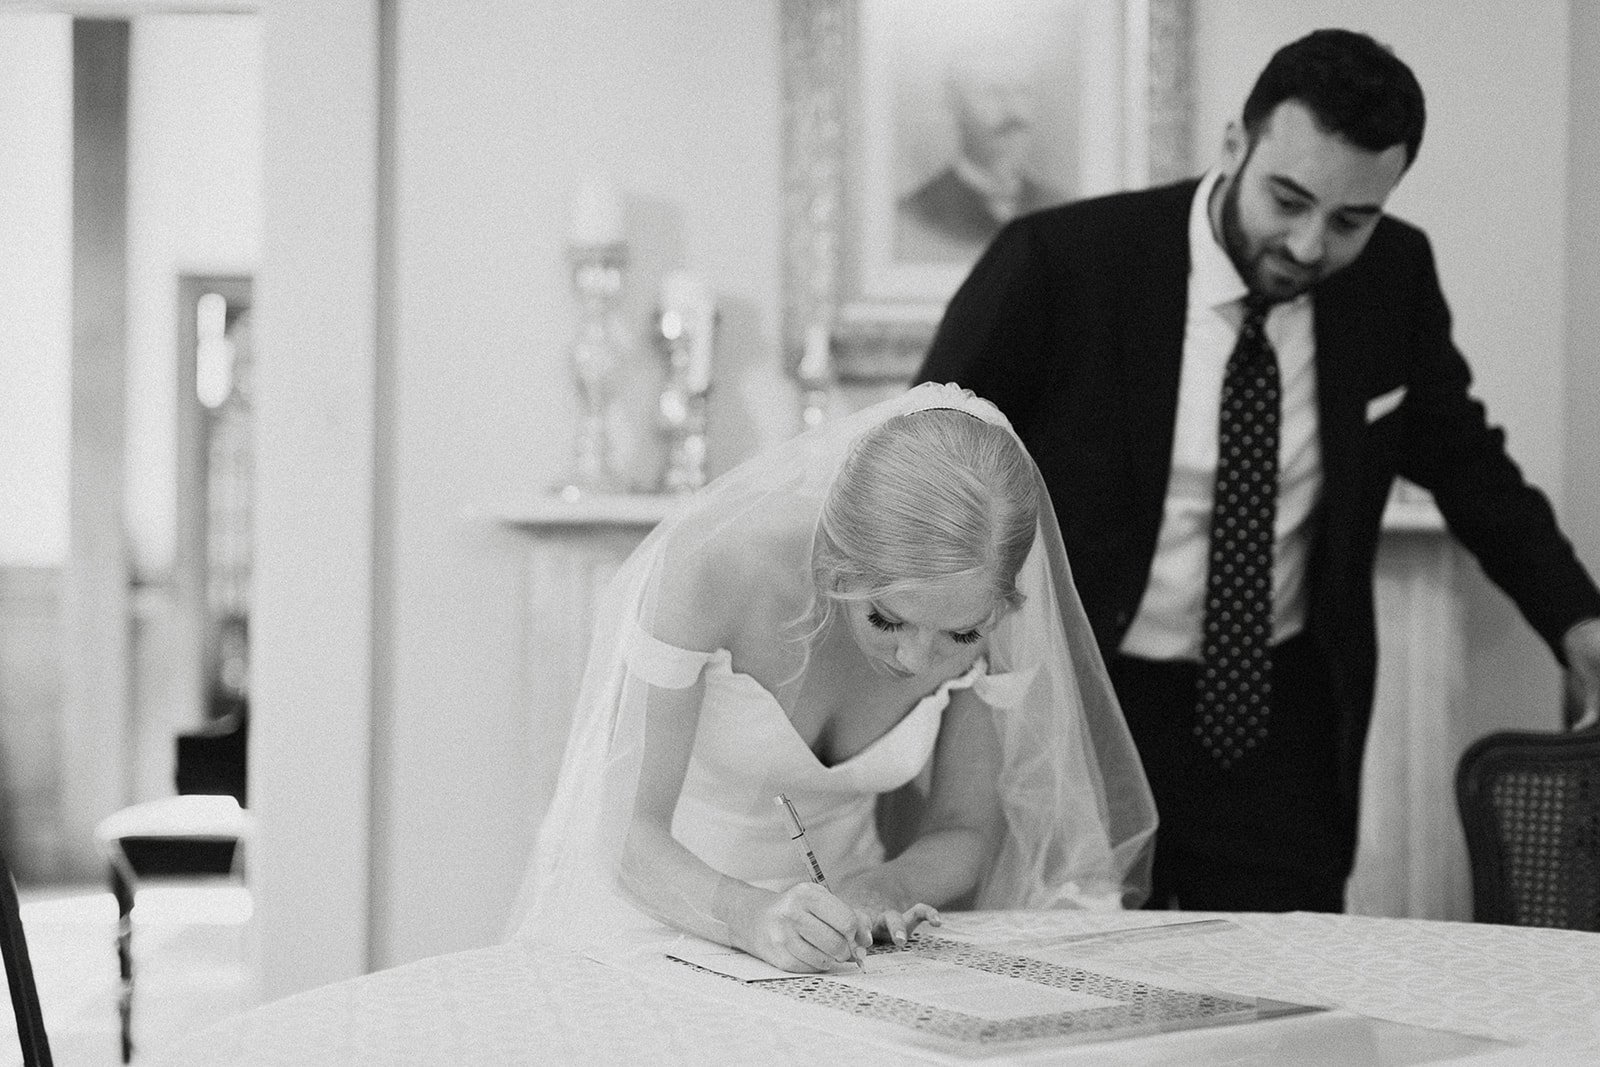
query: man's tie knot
[{"left": 1237, "top": 295, "right": 1274, "bottom": 352}]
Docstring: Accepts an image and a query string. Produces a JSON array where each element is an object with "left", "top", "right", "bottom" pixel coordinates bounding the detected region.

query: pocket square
[{"left": 1365, "top": 386, "right": 1407, "bottom": 423}]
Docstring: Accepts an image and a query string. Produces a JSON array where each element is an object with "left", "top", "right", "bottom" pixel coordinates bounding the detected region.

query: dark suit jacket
[{"left": 917, "top": 178, "right": 1600, "bottom": 821}]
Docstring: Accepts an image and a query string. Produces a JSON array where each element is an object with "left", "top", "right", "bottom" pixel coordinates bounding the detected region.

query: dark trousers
[{"left": 1111, "top": 634, "right": 1351, "bottom": 912}]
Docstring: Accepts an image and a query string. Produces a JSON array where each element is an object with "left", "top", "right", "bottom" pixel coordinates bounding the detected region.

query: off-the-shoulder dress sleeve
[
  {"left": 624, "top": 621, "right": 716, "bottom": 690},
  {"left": 971, "top": 664, "right": 1039, "bottom": 710}
]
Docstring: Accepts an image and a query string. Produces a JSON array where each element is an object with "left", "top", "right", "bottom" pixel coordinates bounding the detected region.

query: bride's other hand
[
  {"left": 885, "top": 902, "right": 943, "bottom": 946},
  {"left": 736, "top": 882, "right": 870, "bottom": 972},
  {"left": 838, "top": 874, "right": 942, "bottom": 947},
  {"left": 858, "top": 901, "right": 941, "bottom": 948}
]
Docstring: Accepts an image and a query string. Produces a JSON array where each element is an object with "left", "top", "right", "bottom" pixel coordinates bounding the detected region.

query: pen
[{"left": 774, "top": 793, "right": 866, "bottom": 973}]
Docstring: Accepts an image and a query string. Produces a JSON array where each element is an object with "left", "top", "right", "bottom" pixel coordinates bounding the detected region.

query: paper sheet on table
[
  {"left": 936, "top": 915, "right": 1240, "bottom": 950},
  {"left": 662, "top": 916, "right": 1245, "bottom": 982},
  {"left": 663, "top": 941, "right": 1136, "bottom": 1020},
  {"left": 583, "top": 929, "right": 851, "bottom": 982},
  {"left": 660, "top": 939, "right": 859, "bottom": 982}
]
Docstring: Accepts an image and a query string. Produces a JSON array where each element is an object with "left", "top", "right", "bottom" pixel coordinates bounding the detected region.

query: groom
[{"left": 917, "top": 28, "right": 1600, "bottom": 911}]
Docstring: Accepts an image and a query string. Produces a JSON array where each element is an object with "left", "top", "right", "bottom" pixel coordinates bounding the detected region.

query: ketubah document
[
  {"left": 587, "top": 919, "right": 1512, "bottom": 1062},
  {"left": 590, "top": 920, "right": 1322, "bottom": 1059}
]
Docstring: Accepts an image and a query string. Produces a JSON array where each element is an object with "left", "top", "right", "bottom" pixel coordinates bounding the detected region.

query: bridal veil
[{"left": 509, "top": 382, "right": 1156, "bottom": 942}]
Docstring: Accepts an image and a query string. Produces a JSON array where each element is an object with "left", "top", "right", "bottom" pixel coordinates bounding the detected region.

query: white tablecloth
[{"left": 152, "top": 911, "right": 1600, "bottom": 1065}]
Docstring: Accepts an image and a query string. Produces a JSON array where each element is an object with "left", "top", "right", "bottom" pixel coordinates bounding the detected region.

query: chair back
[
  {"left": 0, "top": 850, "right": 53, "bottom": 1066},
  {"left": 1456, "top": 725, "right": 1600, "bottom": 930}
]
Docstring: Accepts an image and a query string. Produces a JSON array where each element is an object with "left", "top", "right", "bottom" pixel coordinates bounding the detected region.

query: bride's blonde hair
[{"left": 812, "top": 407, "right": 1039, "bottom": 617}]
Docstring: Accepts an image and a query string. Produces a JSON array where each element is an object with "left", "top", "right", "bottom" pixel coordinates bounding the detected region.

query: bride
[{"left": 510, "top": 382, "right": 1155, "bottom": 972}]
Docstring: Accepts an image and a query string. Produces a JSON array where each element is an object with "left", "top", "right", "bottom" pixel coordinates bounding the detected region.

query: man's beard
[{"left": 1217, "top": 150, "right": 1321, "bottom": 303}]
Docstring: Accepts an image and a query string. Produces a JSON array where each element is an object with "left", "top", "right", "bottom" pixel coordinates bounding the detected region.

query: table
[{"left": 151, "top": 911, "right": 1600, "bottom": 1065}]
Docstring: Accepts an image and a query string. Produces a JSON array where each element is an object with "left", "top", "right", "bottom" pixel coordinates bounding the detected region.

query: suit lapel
[
  {"left": 1311, "top": 276, "right": 1369, "bottom": 528},
  {"left": 1119, "top": 182, "right": 1196, "bottom": 540}
]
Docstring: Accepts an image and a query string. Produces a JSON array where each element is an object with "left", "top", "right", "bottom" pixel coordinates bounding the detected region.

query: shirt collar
[{"left": 1189, "top": 169, "right": 1250, "bottom": 313}]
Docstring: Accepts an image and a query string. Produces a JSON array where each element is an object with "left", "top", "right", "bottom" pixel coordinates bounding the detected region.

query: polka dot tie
[{"left": 1196, "top": 296, "right": 1279, "bottom": 770}]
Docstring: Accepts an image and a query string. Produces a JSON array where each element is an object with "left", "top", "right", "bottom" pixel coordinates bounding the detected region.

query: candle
[
  {"left": 660, "top": 270, "right": 716, "bottom": 393},
  {"left": 686, "top": 324, "right": 715, "bottom": 394},
  {"left": 798, "top": 322, "right": 832, "bottom": 383},
  {"left": 568, "top": 177, "right": 624, "bottom": 246},
  {"left": 659, "top": 270, "right": 709, "bottom": 320}
]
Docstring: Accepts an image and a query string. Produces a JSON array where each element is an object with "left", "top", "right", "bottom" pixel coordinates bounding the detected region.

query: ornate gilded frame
[{"left": 780, "top": 0, "right": 1194, "bottom": 382}]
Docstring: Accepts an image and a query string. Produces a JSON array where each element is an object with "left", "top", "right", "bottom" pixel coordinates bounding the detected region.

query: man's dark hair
[{"left": 1242, "top": 28, "right": 1426, "bottom": 168}]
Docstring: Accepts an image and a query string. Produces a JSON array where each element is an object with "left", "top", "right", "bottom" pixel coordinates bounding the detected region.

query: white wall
[
  {"left": 0, "top": 16, "right": 72, "bottom": 567},
  {"left": 1566, "top": 0, "right": 1600, "bottom": 571},
  {"left": 1194, "top": 1, "right": 1576, "bottom": 743}
]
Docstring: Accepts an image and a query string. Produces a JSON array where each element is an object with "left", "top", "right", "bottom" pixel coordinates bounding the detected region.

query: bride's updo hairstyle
[{"left": 813, "top": 407, "right": 1040, "bottom": 616}]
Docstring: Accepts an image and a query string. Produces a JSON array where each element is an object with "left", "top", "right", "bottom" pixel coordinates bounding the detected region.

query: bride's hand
[
  {"left": 860, "top": 901, "right": 943, "bottom": 948},
  {"left": 837, "top": 875, "right": 943, "bottom": 947},
  {"left": 735, "top": 882, "right": 870, "bottom": 973}
]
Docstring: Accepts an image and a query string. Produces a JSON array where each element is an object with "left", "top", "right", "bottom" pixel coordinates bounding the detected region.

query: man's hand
[{"left": 1560, "top": 618, "right": 1600, "bottom": 730}]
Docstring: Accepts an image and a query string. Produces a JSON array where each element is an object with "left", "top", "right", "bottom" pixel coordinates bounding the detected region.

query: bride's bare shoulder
[{"left": 650, "top": 498, "right": 814, "bottom": 648}]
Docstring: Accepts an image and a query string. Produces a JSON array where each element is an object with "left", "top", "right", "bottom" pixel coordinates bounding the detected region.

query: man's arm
[
  {"left": 1389, "top": 231, "right": 1600, "bottom": 715},
  {"left": 1388, "top": 230, "right": 1600, "bottom": 652}
]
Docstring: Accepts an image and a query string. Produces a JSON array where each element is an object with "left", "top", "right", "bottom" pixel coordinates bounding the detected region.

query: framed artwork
[{"left": 781, "top": 0, "right": 1194, "bottom": 381}]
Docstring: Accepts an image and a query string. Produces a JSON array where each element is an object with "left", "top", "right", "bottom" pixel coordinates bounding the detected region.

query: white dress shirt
[{"left": 1119, "top": 171, "right": 1323, "bottom": 660}]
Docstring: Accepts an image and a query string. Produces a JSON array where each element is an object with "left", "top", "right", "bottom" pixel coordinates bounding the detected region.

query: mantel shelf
[
  {"left": 481, "top": 491, "right": 1445, "bottom": 534},
  {"left": 481, "top": 492, "right": 680, "bottom": 531}
]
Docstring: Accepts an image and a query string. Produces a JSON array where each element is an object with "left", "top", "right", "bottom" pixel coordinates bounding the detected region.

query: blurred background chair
[
  {"left": 93, "top": 711, "right": 251, "bottom": 1063},
  {"left": 1455, "top": 721, "right": 1600, "bottom": 930},
  {"left": 1, "top": 847, "right": 53, "bottom": 1066}
]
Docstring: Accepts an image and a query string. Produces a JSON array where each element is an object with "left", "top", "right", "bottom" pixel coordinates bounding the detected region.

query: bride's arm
[
  {"left": 617, "top": 671, "right": 869, "bottom": 973},
  {"left": 837, "top": 687, "right": 1004, "bottom": 942}
]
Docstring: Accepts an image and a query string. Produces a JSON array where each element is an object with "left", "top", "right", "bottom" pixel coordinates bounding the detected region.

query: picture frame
[{"left": 780, "top": 0, "right": 1194, "bottom": 382}]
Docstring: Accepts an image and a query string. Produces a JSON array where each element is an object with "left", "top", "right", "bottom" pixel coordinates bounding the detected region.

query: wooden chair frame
[
  {"left": 0, "top": 850, "right": 53, "bottom": 1066},
  {"left": 1456, "top": 724, "right": 1600, "bottom": 929}
]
